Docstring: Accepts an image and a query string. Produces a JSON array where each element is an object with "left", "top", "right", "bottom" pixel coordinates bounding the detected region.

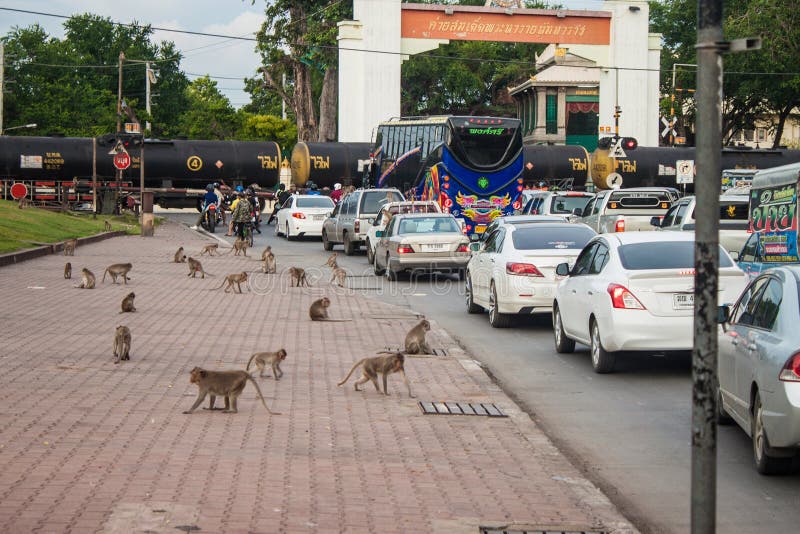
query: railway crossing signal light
[
  {"left": 98, "top": 133, "right": 143, "bottom": 148},
  {"left": 621, "top": 137, "right": 638, "bottom": 150}
]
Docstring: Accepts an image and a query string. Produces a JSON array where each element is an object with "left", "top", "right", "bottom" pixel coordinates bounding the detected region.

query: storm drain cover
[
  {"left": 381, "top": 347, "right": 448, "bottom": 356},
  {"left": 480, "top": 529, "right": 606, "bottom": 534},
  {"left": 419, "top": 401, "right": 507, "bottom": 417}
]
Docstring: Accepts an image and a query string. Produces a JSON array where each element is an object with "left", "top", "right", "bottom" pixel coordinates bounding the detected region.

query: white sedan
[
  {"left": 275, "top": 195, "right": 335, "bottom": 240},
  {"left": 465, "top": 222, "right": 597, "bottom": 328},
  {"left": 552, "top": 231, "right": 748, "bottom": 373}
]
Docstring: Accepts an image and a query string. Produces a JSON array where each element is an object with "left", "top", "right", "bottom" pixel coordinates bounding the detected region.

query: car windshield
[
  {"left": 398, "top": 217, "right": 460, "bottom": 234},
  {"left": 548, "top": 195, "right": 592, "bottom": 214},
  {"left": 511, "top": 225, "right": 596, "bottom": 250},
  {"left": 618, "top": 241, "right": 734, "bottom": 269},
  {"left": 360, "top": 191, "right": 404, "bottom": 214},
  {"left": 296, "top": 197, "right": 334, "bottom": 208}
]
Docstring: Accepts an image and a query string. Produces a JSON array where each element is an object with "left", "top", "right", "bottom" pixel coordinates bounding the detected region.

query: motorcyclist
[
  {"left": 194, "top": 184, "right": 219, "bottom": 229},
  {"left": 231, "top": 190, "right": 253, "bottom": 241},
  {"left": 247, "top": 186, "right": 262, "bottom": 234},
  {"left": 267, "top": 183, "right": 290, "bottom": 225},
  {"left": 213, "top": 182, "right": 227, "bottom": 225},
  {"left": 306, "top": 181, "right": 321, "bottom": 195}
]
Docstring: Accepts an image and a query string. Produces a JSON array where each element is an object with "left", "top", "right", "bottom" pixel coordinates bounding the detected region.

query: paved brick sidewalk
[{"left": 0, "top": 222, "right": 637, "bottom": 533}]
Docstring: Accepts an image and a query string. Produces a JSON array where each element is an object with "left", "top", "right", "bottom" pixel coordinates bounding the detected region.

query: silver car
[
  {"left": 718, "top": 265, "right": 800, "bottom": 474},
  {"left": 373, "top": 213, "right": 470, "bottom": 280}
]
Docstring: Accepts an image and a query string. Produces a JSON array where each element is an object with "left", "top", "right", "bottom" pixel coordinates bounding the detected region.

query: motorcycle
[{"left": 201, "top": 204, "right": 218, "bottom": 233}]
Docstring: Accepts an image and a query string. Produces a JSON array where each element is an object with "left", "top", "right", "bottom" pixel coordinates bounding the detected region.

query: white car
[
  {"left": 465, "top": 222, "right": 597, "bottom": 328},
  {"left": 275, "top": 195, "right": 335, "bottom": 240},
  {"left": 365, "top": 200, "right": 441, "bottom": 264},
  {"left": 552, "top": 231, "right": 748, "bottom": 373}
]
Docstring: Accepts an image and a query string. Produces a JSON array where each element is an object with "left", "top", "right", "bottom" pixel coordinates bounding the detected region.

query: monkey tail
[
  {"left": 337, "top": 358, "right": 367, "bottom": 386},
  {"left": 246, "top": 375, "right": 281, "bottom": 415},
  {"left": 209, "top": 278, "right": 227, "bottom": 290},
  {"left": 246, "top": 353, "right": 257, "bottom": 371},
  {"left": 102, "top": 269, "right": 108, "bottom": 283}
]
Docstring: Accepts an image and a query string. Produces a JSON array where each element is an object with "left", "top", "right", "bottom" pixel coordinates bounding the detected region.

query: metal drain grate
[
  {"left": 480, "top": 529, "right": 607, "bottom": 534},
  {"left": 380, "top": 347, "right": 448, "bottom": 356},
  {"left": 419, "top": 401, "right": 507, "bottom": 417}
]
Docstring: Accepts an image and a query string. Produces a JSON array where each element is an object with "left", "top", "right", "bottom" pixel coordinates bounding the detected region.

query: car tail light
[
  {"left": 462, "top": 225, "right": 468, "bottom": 235},
  {"left": 506, "top": 262, "right": 544, "bottom": 277},
  {"left": 397, "top": 245, "right": 414, "bottom": 254},
  {"left": 607, "top": 283, "right": 646, "bottom": 309},
  {"left": 615, "top": 219, "right": 625, "bottom": 232},
  {"left": 779, "top": 352, "right": 800, "bottom": 382},
  {"left": 456, "top": 244, "right": 469, "bottom": 253},
  {"left": 291, "top": 212, "right": 306, "bottom": 219},
  {"left": 354, "top": 219, "right": 360, "bottom": 232}
]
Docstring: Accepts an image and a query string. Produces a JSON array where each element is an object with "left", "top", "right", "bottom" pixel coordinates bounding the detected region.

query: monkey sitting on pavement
[
  {"left": 211, "top": 272, "right": 249, "bottom": 293},
  {"left": 173, "top": 246, "right": 187, "bottom": 263},
  {"left": 183, "top": 367, "right": 280, "bottom": 414},
  {"left": 309, "top": 297, "right": 351, "bottom": 322},
  {"left": 261, "top": 246, "right": 277, "bottom": 274},
  {"left": 337, "top": 352, "right": 414, "bottom": 398},
  {"left": 75, "top": 268, "right": 96, "bottom": 289},
  {"left": 246, "top": 349, "right": 287, "bottom": 379},
  {"left": 102, "top": 263, "right": 132, "bottom": 284},
  {"left": 120, "top": 292, "right": 136, "bottom": 313},
  {"left": 63, "top": 238, "right": 77, "bottom": 256},
  {"left": 187, "top": 257, "right": 207, "bottom": 278},
  {"left": 64, "top": 262, "right": 72, "bottom": 279},
  {"left": 404, "top": 319, "right": 432, "bottom": 355},
  {"left": 113, "top": 325, "right": 131, "bottom": 363}
]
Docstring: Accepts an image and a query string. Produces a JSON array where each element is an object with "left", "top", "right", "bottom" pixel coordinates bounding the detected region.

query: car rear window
[
  {"left": 607, "top": 191, "right": 672, "bottom": 210},
  {"left": 398, "top": 217, "right": 460, "bottom": 234},
  {"left": 618, "top": 241, "right": 734, "bottom": 269},
  {"left": 296, "top": 197, "right": 335, "bottom": 208},
  {"left": 685, "top": 200, "right": 750, "bottom": 230},
  {"left": 511, "top": 225, "right": 596, "bottom": 250},
  {"left": 389, "top": 203, "right": 438, "bottom": 215},
  {"left": 548, "top": 195, "right": 593, "bottom": 214},
  {"left": 360, "top": 191, "right": 404, "bottom": 214}
]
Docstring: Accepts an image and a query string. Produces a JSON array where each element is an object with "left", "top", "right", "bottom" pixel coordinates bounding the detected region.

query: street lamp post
[{"left": 1, "top": 123, "right": 37, "bottom": 135}]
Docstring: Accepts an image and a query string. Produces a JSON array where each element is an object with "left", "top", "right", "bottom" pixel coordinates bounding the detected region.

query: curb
[{"left": 0, "top": 231, "right": 128, "bottom": 268}]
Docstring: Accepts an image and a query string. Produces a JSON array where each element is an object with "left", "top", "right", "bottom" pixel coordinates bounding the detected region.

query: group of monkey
[{"left": 61, "top": 233, "right": 434, "bottom": 414}]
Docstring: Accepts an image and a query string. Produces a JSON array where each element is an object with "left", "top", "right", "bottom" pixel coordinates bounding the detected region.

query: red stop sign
[
  {"left": 113, "top": 151, "right": 131, "bottom": 170},
  {"left": 10, "top": 182, "right": 28, "bottom": 199}
]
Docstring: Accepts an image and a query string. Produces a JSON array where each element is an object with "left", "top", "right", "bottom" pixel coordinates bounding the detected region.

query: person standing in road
[
  {"left": 231, "top": 190, "right": 253, "bottom": 241},
  {"left": 305, "top": 181, "right": 321, "bottom": 195}
]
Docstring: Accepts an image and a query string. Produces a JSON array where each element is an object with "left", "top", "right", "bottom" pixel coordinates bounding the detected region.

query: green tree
[
  {"left": 177, "top": 76, "right": 239, "bottom": 139},
  {"left": 237, "top": 112, "right": 298, "bottom": 151}
]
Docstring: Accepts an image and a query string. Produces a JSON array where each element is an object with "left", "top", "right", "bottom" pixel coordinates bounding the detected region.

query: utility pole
[
  {"left": 145, "top": 62, "right": 153, "bottom": 135},
  {"left": 116, "top": 52, "right": 125, "bottom": 135},
  {"left": 1, "top": 43, "right": 5, "bottom": 136}
]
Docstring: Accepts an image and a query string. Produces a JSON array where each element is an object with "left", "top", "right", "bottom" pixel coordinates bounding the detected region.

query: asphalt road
[{"left": 166, "top": 209, "right": 800, "bottom": 534}]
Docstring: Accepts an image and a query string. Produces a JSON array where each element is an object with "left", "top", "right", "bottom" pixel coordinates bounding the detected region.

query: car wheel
[
  {"left": 343, "top": 232, "right": 355, "bottom": 255},
  {"left": 385, "top": 254, "right": 398, "bottom": 281},
  {"left": 366, "top": 240, "right": 375, "bottom": 264},
  {"left": 285, "top": 223, "right": 294, "bottom": 241},
  {"left": 488, "top": 282, "right": 512, "bottom": 328},
  {"left": 553, "top": 305, "right": 575, "bottom": 353},
  {"left": 465, "top": 274, "right": 483, "bottom": 314},
  {"left": 590, "top": 319, "right": 615, "bottom": 373},
  {"left": 456, "top": 268, "right": 466, "bottom": 281},
  {"left": 752, "top": 391, "right": 792, "bottom": 475},
  {"left": 322, "top": 230, "right": 333, "bottom": 251},
  {"left": 373, "top": 252, "right": 386, "bottom": 276},
  {"left": 716, "top": 388, "right": 734, "bottom": 425}
]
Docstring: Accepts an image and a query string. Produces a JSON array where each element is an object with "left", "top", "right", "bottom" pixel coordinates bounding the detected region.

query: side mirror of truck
[
  {"left": 650, "top": 216, "right": 662, "bottom": 228},
  {"left": 572, "top": 208, "right": 583, "bottom": 217}
]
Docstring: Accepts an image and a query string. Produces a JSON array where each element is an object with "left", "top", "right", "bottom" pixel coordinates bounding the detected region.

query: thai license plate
[
  {"left": 422, "top": 243, "right": 445, "bottom": 251},
  {"left": 313, "top": 214, "right": 326, "bottom": 221},
  {"left": 673, "top": 293, "right": 694, "bottom": 309}
]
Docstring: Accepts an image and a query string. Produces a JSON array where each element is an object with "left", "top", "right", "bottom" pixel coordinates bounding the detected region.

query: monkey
[
  {"left": 199, "top": 243, "right": 219, "bottom": 256},
  {"left": 120, "top": 292, "right": 136, "bottom": 313},
  {"left": 330, "top": 267, "right": 347, "bottom": 287},
  {"left": 183, "top": 367, "right": 280, "bottom": 415},
  {"left": 187, "top": 257, "right": 207, "bottom": 279},
  {"left": 261, "top": 246, "right": 276, "bottom": 274},
  {"left": 64, "top": 262, "right": 72, "bottom": 279},
  {"left": 324, "top": 252, "right": 339, "bottom": 269},
  {"left": 404, "top": 319, "right": 432, "bottom": 355},
  {"left": 246, "top": 349, "right": 287, "bottom": 379},
  {"left": 173, "top": 246, "right": 187, "bottom": 263},
  {"left": 18, "top": 197, "right": 30, "bottom": 209},
  {"left": 309, "top": 297, "right": 351, "bottom": 322},
  {"left": 63, "top": 238, "right": 77, "bottom": 256},
  {"left": 102, "top": 263, "right": 133, "bottom": 284},
  {"left": 104, "top": 220, "right": 112, "bottom": 232},
  {"left": 288, "top": 266, "right": 310, "bottom": 287},
  {"left": 229, "top": 238, "right": 248, "bottom": 257},
  {"left": 112, "top": 325, "right": 131, "bottom": 364},
  {"left": 211, "top": 272, "right": 249, "bottom": 293},
  {"left": 75, "top": 268, "right": 96, "bottom": 289},
  {"left": 337, "top": 352, "right": 414, "bottom": 398}
]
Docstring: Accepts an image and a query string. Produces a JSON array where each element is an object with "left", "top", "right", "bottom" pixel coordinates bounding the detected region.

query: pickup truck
[
  {"left": 650, "top": 193, "right": 750, "bottom": 253},
  {"left": 578, "top": 187, "right": 680, "bottom": 234}
]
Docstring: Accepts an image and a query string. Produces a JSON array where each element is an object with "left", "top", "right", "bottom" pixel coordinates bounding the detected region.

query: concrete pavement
[{"left": 0, "top": 221, "right": 637, "bottom": 533}]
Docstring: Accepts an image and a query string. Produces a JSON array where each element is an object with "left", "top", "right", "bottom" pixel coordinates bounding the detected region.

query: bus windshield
[{"left": 447, "top": 117, "right": 522, "bottom": 168}]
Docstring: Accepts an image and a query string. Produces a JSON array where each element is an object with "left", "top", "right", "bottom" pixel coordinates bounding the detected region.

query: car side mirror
[
  {"left": 375, "top": 231, "right": 383, "bottom": 238},
  {"left": 729, "top": 250, "right": 739, "bottom": 261},
  {"left": 650, "top": 216, "right": 662, "bottom": 228},
  {"left": 555, "top": 262, "right": 570, "bottom": 276},
  {"left": 469, "top": 242, "right": 481, "bottom": 252},
  {"left": 717, "top": 304, "right": 731, "bottom": 324},
  {"left": 572, "top": 208, "right": 583, "bottom": 217},
  {"left": 469, "top": 233, "right": 480, "bottom": 242}
]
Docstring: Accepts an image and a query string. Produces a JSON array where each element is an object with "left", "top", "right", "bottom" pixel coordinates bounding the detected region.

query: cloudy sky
[{"left": 0, "top": 0, "right": 267, "bottom": 108}]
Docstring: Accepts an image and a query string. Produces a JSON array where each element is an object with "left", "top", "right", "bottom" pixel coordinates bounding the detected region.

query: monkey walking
[
  {"left": 330, "top": 267, "right": 347, "bottom": 287},
  {"left": 173, "top": 246, "right": 187, "bottom": 263},
  {"left": 199, "top": 243, "right": 219, "bottom": 256},
  {"left": 288, "top": 267, "right": 310, "bottom": 287},
  {"left": 113, "top": 325, "right": 131, "bottom": 363},
  {"left": 104, "top": 220, "right": 112, "bottom": 232},
  {"left": 187, "top": 257, "right": 208, "bottom": 278},
  {"left": 211, "top": 272, "right": 249, "bottom": 293},
  {"left": 337, "top": 352, "right": 415, "bottom": 398},
  {"left": 246, "top": 349, "right": 287, "bottom": 379},
  {"left": 226, "top": 238, "right": 248, "bottom": 257},
  {"left": 64, "top": 262, "right": 72, "bottom": 279},
  {"left": 102, "top": 263, "right": 133, "bottom": 284},
  {"left": 261, "top": 246, "right": 277, "bottom": 274},
  {"left": 63, "top": 238, "right": 77, "bottom": 256},
  {"left": 309, "top": 297, "right": 352, "bottom": 322},
  {"left": 75, "top": 268, "right": 96, "bottom": 289},
  {"left": 120, "top": 292, "right": 136, "bottom": 313},
  {"left": 183, "top": 367, "right": 281, "bottom": 415}
]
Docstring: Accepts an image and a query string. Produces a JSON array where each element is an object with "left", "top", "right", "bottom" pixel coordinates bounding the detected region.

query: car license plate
[
  {"left": 673, "top": 293, "right": 694, "bottom": 309},
  {"left": 422, "top": 243, "right": 445, "bottom": 251},
  {"left": 313, "top": 214, "right": 326, "bottom": 221}
]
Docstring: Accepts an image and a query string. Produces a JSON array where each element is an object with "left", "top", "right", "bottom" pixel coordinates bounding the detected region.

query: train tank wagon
[
  {"left": 590, "top": 146, "right": 800, "bottom": 192},
  {"left": 290, "top": 142, "right": 372, "bottom": 189},
  {"left": 521, "top": 144, "right": 590, "bottom": 189}
]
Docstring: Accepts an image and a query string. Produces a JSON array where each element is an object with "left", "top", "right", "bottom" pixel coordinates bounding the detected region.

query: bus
[{"left": 367, "top": 115, "right": 525, "bottom": 235}]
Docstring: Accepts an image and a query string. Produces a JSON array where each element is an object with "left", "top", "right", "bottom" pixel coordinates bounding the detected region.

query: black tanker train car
[{"left": 290, "top": 142, "right": 372, "bottom": 188}]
